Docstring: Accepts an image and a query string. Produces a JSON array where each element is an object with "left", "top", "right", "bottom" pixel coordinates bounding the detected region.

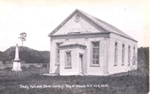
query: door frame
[{"left": 79, "top": 53, "right": 84, "bottom": 75}]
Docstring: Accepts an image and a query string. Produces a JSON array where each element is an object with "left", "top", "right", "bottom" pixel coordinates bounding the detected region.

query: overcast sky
[{"left": 0, "top": 0, "right": 149, "bottom": 51}]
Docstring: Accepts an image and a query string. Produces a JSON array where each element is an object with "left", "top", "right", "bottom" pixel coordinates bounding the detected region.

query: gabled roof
[{"left": 49, "top": 9, "right": 137, "bottom": 42}]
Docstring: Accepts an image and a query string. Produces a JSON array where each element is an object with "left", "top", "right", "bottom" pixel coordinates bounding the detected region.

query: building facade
[{"left": 48, "top": 9, "right": 137, "bottom": 76}]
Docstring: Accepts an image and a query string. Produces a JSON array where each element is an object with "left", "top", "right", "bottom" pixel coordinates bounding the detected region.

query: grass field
[{"left": 0, "top": 66, "right": 148, "bottom": 94}]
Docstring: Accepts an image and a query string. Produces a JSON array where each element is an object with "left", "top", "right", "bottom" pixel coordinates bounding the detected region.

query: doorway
[{"left": 79, "top": 54, "right": 83, "bottom": 75}]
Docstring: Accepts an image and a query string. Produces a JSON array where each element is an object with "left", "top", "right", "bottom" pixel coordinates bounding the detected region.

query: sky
[{"left": 0, "top": 0, "right": 149, "bottom": 51}]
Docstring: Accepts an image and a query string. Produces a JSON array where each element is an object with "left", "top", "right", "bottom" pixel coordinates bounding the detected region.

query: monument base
[{"left": 12, "top": 61, "right": 22, "bottom": 71}]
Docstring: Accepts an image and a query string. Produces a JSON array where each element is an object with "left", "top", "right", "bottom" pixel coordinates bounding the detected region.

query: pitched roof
[{"left": 49, "top": 9, "right": 137, "bottom": 42}]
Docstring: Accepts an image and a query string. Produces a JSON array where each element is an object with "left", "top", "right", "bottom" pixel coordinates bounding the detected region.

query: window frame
[
  {"left": 128, "top": 45, "right": 131, "bottom": 66},
  {"left": 122, "top": 44, "right": 125, "bottom": 66},
  {"left": 65, "top": 51, "right": 72, "bottom": 69},
  {"left": 90, "top": 41, "right": 100, "bottom": 67},
  {"left": 114, "top": 42, "right": 118, "bottom": 66}
]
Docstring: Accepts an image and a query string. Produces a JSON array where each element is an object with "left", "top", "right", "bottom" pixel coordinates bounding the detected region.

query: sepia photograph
[{"left": 0, "top": 0, "right": 149, "bottom": 94}]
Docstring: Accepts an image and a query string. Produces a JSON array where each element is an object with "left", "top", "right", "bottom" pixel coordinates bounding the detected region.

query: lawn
[{"left": 0, "top": 66, "right": 148, "bottom": 94}]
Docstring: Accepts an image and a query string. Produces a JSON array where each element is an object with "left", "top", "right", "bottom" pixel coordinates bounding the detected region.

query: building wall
[
  {"left": 49, "top": 40, "right": 57, "bottom": 73},
  {"left": 49, "top": 11, "right": 110, "bottom": 75},
  {"left": 50, "top": 33, "right": 137, "bottom": 76},
  {"left": 49, "top": 39, "right": 75, "bottom": 74},
  {"left": 50, "top": 35, "right": 106, "bottom": 75},
  {"left": 50, "top": 38, "right": 86, "bottom": 74},
  {"left": 76, "top": 48, "right": 86, "bottom": 75},
  {"left": 86, "top": 38, "right": 106, "bottom": 76},
  {"left": 59, "top": 47, "right": 85, "bottom": 75},
  {"left": 107, "top": 33, "right": 137, "bottom": 75},
  {"left": 59, "top": 47, "right": 78, "bottom": 75}
]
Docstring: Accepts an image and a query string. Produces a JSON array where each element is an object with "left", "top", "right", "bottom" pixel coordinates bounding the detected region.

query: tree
[{"left": 19, "top": 32, "right": 27, "bottom": 46}]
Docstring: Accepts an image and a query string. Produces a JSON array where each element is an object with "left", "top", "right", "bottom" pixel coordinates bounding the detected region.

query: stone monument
[{"left": 12, "top": 44, "right": 22, "bottom": 71}]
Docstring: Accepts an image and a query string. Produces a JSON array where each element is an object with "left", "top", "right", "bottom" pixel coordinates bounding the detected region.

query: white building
[{"left": 48, "top": 9, "right": 137, "bottom": 76}]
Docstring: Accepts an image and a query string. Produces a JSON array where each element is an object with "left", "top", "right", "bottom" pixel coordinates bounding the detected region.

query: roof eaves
[
  {"left": 111, "top": 32, "right": 138, "bottom": 42},
  {"left": 50, "top": 32, "right": 110, "bottom": 38}
]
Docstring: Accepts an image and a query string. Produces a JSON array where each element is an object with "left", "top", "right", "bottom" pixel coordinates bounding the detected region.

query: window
[
  {"left": 122, "top": 44, "right": 125, "bottom": 66},
  {"left": 128, "top": 46, "right": 131, "bottom": 66},
  {"left": 132, "top": 47, "right": 136, "bottom": 65},
  {"left": 65, "top": 51, "right": 72, "bottom": 68},
  {"left": 114, "top": 42, "right": 118, "bottom": 66},
  {"left": 92, "top": 42, "right": 99, "bottom": 65}
]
